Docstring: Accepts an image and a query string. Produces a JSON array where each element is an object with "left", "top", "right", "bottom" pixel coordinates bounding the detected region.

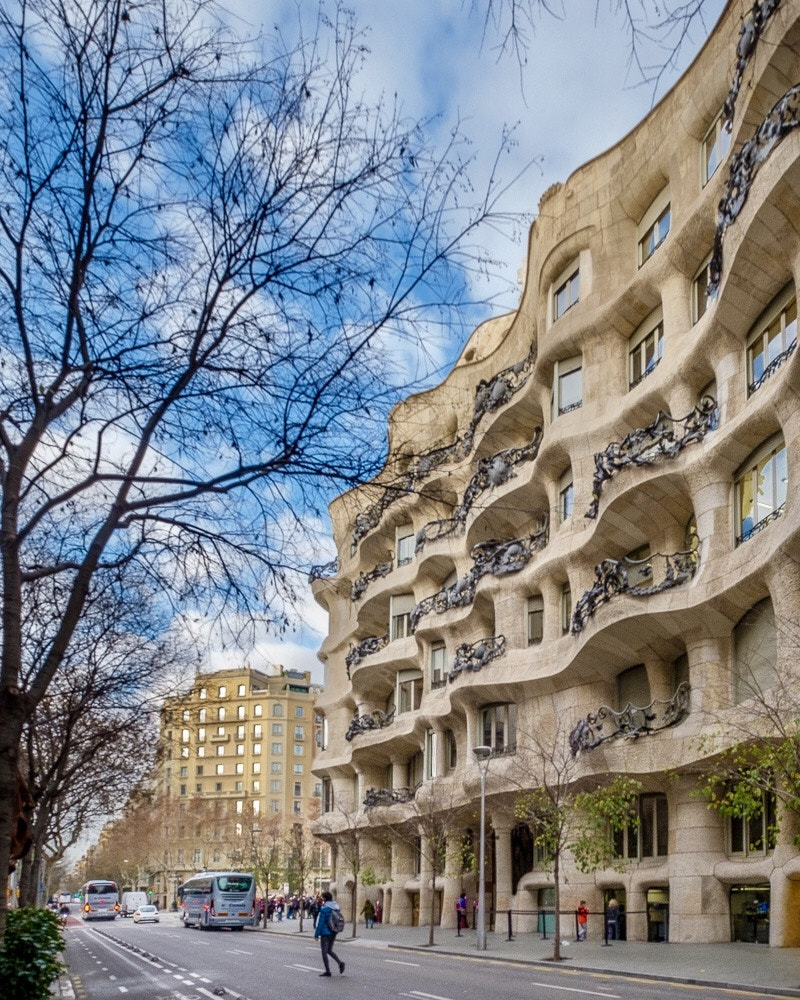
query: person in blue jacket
[{"left": 314, "top": 890, "right": 345, "bottom": 977}]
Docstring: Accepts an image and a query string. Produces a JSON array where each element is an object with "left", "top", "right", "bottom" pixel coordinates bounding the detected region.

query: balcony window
[
  {"left": 692, "top": 257, "right": 718, "bottom": 323},
  {"left": 253, "top": 724, "right": 262, "bottom": 739},
  {"left": 199, "top": 687, "right": 207, "bottom": 700},
  {"left": 236, "top": 725, "right": 245, "bottom": 739},
  {"left": 322, "top": 778, "right": 333, "bottom": 812},
  {"left": 561, "top": 583, "right": 572, "bottom": 635},
  {"left": 558, "top": 471, "right": 574, "bottom": 523},
  {"left": 613, "top": 793, "right": 668, "bottom": 859},
  {"left": 253, "top": 743, "right": 261, "bottom": 754},
  {"left": 391, "top": 593, "right": 415, "bottom": 640},
  {"left": 746, "top": 289, "right": 797, "bottom": 395},
  {"left": 197, "top": 727, "right": 205, "bottom": 742},
  {"left": 237, "top": 705, "right": 245, "bottom": 720},
  {"left": 481, "top": 703, "right": 517, "bottom": 753},
  {"left": 553, "top": 267, "right": 580, "bottom": 320},
  {"left": 237, "top": 684, "right": 246, "bottom": 696},
  {"left": 553, "top": 357, "right": 582, "bottom": 417},
  {"left": 733, "top": 598, "right": 777, "bottom": 704},
  {"left": 272, "top": 723, "right": 283, "bottom": 734},
  {"left": 198, "top": 708, "right": 207, "bottom": 723},
  {"left": 397, "top": 669, "right": 423, "bottom": 714},
  {"left": 425, "top": 729, "right": 439, "bottom": 780},
  {"left": 254, "top": 704, "right": 263, "bottom": 717},
  {"left": 617, "top": 664, "right": 651, "bottom": 711},
  {"left": 527, "top": 596, "right": 543, "bottom": 645},
  {"left": 396, "top": 525, "right": 415, "bottom": 567},
  {"left": 729, "top": 790, "right": 776, "bottom": 856},
  {"left": 702, "top": 109, "right": 732, "bottom": 185},
  {"left": 294, "top": 726, "right": 304, "bottom": 740},
  {"left": 252, "top": 762, "right": 261, "bottom": 774},
  {"left": 218, "top": 707, "right": 226, "bottom": 721},
  {"left": 273, "top": 704, "right": 283, "bottom": 716},
  {"left": 638, "top": 192, "right": 671, "bottom": 267},
  {"left": 629, "top": 317, "right": 664, "bottom": 389},
  {"left": 445, "top": 729, "right": 457, "bottom": 771},
  {"left": 431, "top": 641, "right": 448, "bottom": 686},
  {"left": 735, "top": 437, "right": 787, "bottom": 544}
]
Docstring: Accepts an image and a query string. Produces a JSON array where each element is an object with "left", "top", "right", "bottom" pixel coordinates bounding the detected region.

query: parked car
[{"left": 132, "top": 904, "right": 160, "bottom": 924}]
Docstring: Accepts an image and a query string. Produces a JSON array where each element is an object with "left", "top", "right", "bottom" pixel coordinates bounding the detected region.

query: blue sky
[{"left": 215, "top": 0, "right": 728, "bottom": 683}]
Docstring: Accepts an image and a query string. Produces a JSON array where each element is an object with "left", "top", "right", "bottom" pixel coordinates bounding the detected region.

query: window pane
[{"left": 559, "top": 367, "right": 582, "bottom": 410}]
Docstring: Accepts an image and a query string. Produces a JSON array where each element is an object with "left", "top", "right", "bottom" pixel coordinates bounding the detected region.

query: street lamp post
[{"left": 473, "top": 745, "right": 492, "bottom": 951}]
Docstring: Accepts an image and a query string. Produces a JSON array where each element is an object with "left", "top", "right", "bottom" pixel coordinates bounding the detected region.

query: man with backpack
[{"left": 314, "top": 890, "right": 345, "bottom": 977}]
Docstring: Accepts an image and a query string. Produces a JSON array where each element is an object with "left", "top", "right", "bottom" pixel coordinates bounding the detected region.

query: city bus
[
  {"left": 178, "top": 871, "right": 256, "bottom": 930},
  {"left": 80, "top": 880, "right": 120, "bottom": 921}
]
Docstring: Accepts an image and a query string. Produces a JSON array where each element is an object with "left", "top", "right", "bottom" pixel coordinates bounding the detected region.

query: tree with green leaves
[{"left": 513, "top": 719, "right": 642, "bottom": 962}]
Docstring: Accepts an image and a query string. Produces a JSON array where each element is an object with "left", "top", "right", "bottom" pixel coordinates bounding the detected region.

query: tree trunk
[{"left": 428, "top": 873, "right": 436, "bottom": 947}]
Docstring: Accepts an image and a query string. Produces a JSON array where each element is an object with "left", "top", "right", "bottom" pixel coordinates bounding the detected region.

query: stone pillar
[
  {"left": 391, "top": 760, "right": 406, "bottom": 790},
  {"left": 491, "top": 817, "right": 514, "bottom": 918},
  {"left": 668, "top": 775, "right": 730, "bottom": 942},
  {"left": 390, "top": 835, "right": 415, "bottom": 926},
  {"left": 686, "top": 635, "right": 729, "bottom": 714}
]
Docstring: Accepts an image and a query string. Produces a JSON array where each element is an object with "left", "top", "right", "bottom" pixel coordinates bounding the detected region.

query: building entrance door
[
  {"left": 646, "top": 887, "right": 669, "bottom": 942},
  {"left": 730, "top": 885, "right": 769, "bottom": 943}
]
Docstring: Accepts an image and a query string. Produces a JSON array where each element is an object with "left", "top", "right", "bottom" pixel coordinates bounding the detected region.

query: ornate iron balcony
[
  {"left": 345, "top": 709, "right": 395, "bottom": 742},
  {"left": 351, "top": 559, "right": 394, "bottom": 602},
  {"left": 415, "top": 429, "right": 543, "bottom": 555},
  {"left": 737, "top": 501, "right": 785, "bottom": 544},
  {"left": 308, "top": 558, "right": 339, "bottom": 583},
  {"left": 748, "top": 341, "right": 796, "bottom": 396},
  {"left": 350, "top": 345, "right": 537, "bottom": 552},
  {"left": 364, "top": 786, "right": 417, "bottom": 808},
  {"left": 571, "top": 544, "right": 700, "bottom": 636},
  {"left": 411, "top": 527, "right": 547, "bottom": 629},
  {"left": 449, "top": 635, "right": 506, "bottom": 682},
  {"left": 586, "top": 397, "right": 717, "bottom": 520},
  {"left": 345, "top": 634, "right": 390, "bottom": 676},
  {"left": 568, "top": 682, "right": 691, "bottom": 755},
  {"left": 711, "top": 76, "right": 800, "bottom": 294}
]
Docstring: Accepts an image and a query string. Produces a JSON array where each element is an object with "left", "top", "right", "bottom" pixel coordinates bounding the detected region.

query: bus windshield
[{"left": 216, "top": 875, "right": 253, "bottom": 892}]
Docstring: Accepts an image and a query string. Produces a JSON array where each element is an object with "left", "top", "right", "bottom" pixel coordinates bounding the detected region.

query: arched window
[{"left": 733, "top": 598, "right": 777, "bottom": 703}]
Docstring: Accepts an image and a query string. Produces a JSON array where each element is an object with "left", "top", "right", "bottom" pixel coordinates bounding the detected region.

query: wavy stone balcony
[
  {"left": 415, "top": 429, "right": 543, "bottom": 556},
  {"left": 570, "top": 545, "right": 700, "bottom": 636},
  {"left": 345, "top": 709, "right": 395, "bottom": 742},
  {"left": 586, "top": 397, "right": 717, "bottom": 520},
  {"left": 568, "top": 682, "right": 691, "bottom": 755},
  {"left": 411, "top": 528, "right": 548, "bottom": 630},
  {"left": 449, "top": 635, "right": 506, "bottom": 682},
  {"left": 345, "top": 633, "right": 390, "bottom": 677},
  {"left": 349, "top": 345, "right": 537, "bottom": 553}
]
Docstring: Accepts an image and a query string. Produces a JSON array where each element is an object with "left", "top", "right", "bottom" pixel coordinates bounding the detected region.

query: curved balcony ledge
[
  {"left": 411, "top": 529, "right": 549, "bottom": 630},
  {"left": 345, "top": 634, "right": 389, "bottom": 676},
  {"left": 568, "top": 682, "right": 691, "bottom": 755},
  {"left": 308, "top": 558, "right": 339, "bottom": 583},
  {"left": 586, "top": 397, "right": 717, "bottom": 520},
  {"left": 571, "top": 545, "right": 700, "bottom": 636},
  {"left": 449, "top": 635, "right": 506, "bottom": 683},
  {"left": 349, "top": 345, "right": 537, "bottom": 554},
  {"left": 345, "top": 709, "right": 395, "bottom": 742}
]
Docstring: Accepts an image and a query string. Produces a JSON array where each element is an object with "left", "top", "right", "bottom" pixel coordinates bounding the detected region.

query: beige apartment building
[
  {"left": 157, "top": 666, "right": 324, "bottom": 895},
  {"left": 311, "top": 0, "right": 800, "bottom": 947}
]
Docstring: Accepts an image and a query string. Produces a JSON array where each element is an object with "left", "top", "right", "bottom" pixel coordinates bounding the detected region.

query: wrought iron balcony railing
[
  {"left": 586, "top": 397, "right": 717, "bottom": 520},
  {"left": 449, "top": 635, "right": 506, "bottom": 682},
  {"left": 415, "top": 429, "right": 543, "bottom": 555},
  {"left": 351, "top": 559, "right": 394, "bottom": 602},
  {"left": 411, "top": 527, "right": 548, "bottom": 629},
  {"left": 571, "top": 545, "right": 700, "bottom": 636},
  {"left": 364, "top": 786, "right": 418, "bottom": 808},
  {"left": 350, "top": 345, "right": 537, "bottom": 552},
  {"left": 568, "top": 682, "right": 691, "bottom": 755},
  {"left": 345, "top": 709, "right": 395, "bottom": 742},
  {"left": 344, "top": 633, "right": 390, "bottom": 676},
  {"left": 308, "top": 558, "right": 339, "bottom": 583},
  {"left": 748, "top": 341, "right": 796, "bottom": 396}
]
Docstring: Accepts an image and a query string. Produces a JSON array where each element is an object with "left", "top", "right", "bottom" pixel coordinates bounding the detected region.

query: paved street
[{"left": 53, "top": 909, "right": 800, "bottom": 1000}]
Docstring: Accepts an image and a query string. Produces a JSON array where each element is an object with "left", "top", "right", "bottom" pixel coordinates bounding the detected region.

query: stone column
[
  {"left": 491, "top": 817, "right": 514, "bottom": 919},
  {"left": 668, "top": 774, "right": 729, "bottom": 942},
  {"left": 390, "top": 835, "right": 415, "bottom": 926}
]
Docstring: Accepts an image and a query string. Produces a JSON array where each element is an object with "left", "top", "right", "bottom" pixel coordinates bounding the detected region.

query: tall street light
[{"left": 473, "top": 745, "right": 492, "bottom": 951}]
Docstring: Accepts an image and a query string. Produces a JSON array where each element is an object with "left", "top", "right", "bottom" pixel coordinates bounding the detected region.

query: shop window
[
  {"left": 735, "top": 436, "right": 787, "bottom": 544},
  {"left": 746, "top": 288, "right": 797, "bottom": 395}
]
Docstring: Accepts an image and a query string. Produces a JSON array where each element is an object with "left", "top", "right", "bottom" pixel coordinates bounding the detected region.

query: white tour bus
[
  {"left": 80, "top": 880, "right": 120, "bottom": 921},
  {"left": 178, "top": 871, "right": 256, "bottom": 931}
]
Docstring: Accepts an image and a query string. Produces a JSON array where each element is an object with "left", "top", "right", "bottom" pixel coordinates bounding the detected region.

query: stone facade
[{"left": 311, "top": 0, "right": 800, "bottom": 946}]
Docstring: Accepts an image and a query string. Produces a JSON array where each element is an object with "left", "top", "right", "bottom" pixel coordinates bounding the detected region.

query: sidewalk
[
  {"left": 260, "top": 915, "right": 800, "bottom": 996},
  {"left": 53, "top": 912, "right": 800, "bottom": 997}
]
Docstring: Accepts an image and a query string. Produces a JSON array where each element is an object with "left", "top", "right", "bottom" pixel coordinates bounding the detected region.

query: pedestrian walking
[
  {"left": 577, "top": 900, "right": 588, "bottom": 941},
  {"left": 606, "top": 897, "right": 620, "bottom": 940},
  {"left": 314, "top": 890, "right": 345, "bottom": 977},
  {"left": 361, "top": 898, "right": 375, "bottom": 929}
]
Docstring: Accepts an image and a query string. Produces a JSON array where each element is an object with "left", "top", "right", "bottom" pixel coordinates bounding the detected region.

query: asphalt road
[{"left": 61, "top": 916, "right": 789, "bottom": 1000}]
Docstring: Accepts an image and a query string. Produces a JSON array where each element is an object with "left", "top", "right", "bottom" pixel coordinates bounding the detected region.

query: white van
[{"left": 121, "top": 891, "right": 149, "bottom": 917}]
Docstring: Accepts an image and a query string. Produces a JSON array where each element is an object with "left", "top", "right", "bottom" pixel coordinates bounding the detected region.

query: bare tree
[
  {"left": 0, "top": 0, "right": 518, "bottom": 935},
  {"left": 513, "top": 717, "right": 642, "bottom": 962}
]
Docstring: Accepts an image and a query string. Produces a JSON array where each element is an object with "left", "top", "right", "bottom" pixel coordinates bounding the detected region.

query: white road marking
[
  {"left": 386, "top": 959, "right": 420, "bottom": 966},
  {"left": 117, "top": 989, "right": 128, "bottom": 994},
  {"left": 407, "top": 992, "right": 455, "bottom": 1000},
  {"left": 288, "top": 963, "right": 323, "bottom": 972},
  {"left": 531, "top": 985, "right": 620, "bottom": 998}
]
